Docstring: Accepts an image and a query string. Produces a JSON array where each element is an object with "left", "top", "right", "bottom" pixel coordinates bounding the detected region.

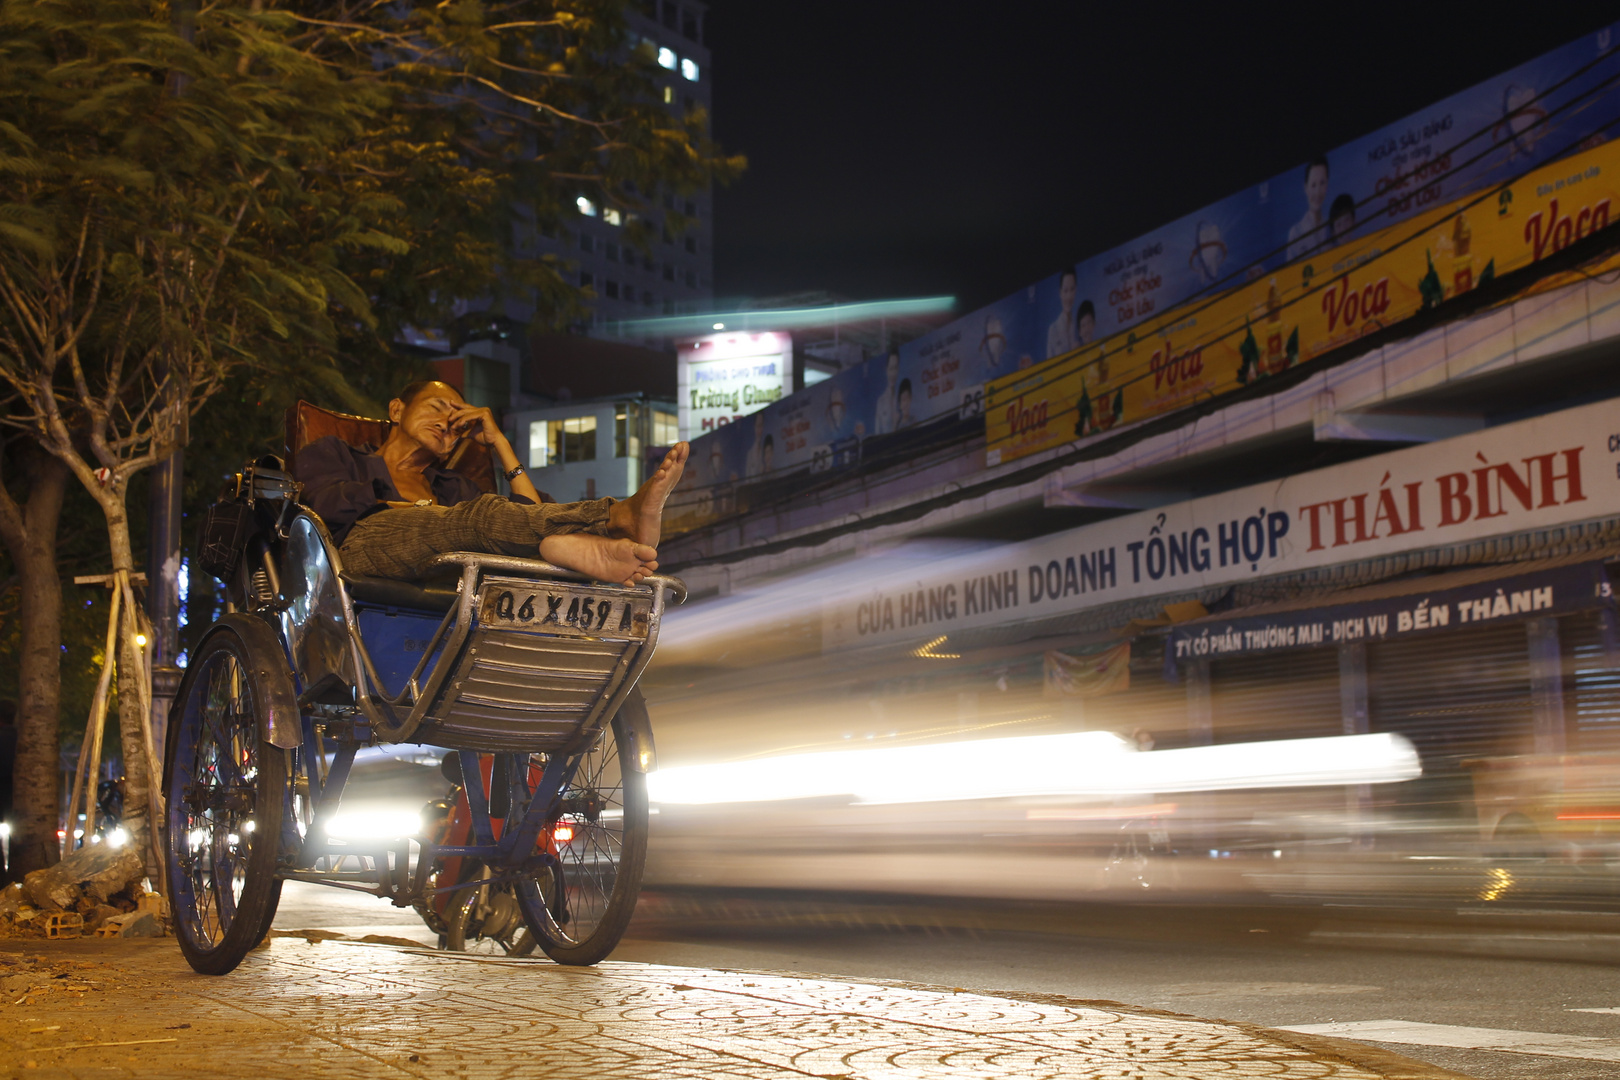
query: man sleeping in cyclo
[{"left": 297, "top": 379, "right": 688, "bottom": 585}]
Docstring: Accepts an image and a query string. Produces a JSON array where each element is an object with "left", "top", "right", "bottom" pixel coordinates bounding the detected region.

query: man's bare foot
[
  {"left": 607, "top": 442, "right": 688, "bottom": 547},
  {"left": 539, "top": 534, "right": 658, "bottom": 586}
]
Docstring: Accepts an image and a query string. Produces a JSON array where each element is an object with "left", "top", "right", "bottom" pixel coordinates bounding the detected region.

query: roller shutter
[
  {"left": 1560, "top": 611, "right": 1620, "bottom": 753},
  {"left": 1210, "top": 648, "right": 1343, "bottom": 745},
  {"left": 1368, "top": 622, "right": 1532, "bottom": 776}
]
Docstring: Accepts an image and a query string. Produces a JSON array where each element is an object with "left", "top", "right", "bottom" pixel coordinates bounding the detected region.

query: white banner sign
[
  {"left": 822, "top": 396, "right": 1620, "bottom": 651},
  {"left": 676, "top": 331, "right": 793, "bottom": 443}
]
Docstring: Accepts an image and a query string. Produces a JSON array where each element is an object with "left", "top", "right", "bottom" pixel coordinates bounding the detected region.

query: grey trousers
[{"left": 339, "top": 494, "right": 616, "bottom": 579}]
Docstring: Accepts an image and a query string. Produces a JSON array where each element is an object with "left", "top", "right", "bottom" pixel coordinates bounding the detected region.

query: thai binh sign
[
  {"left": 984, "top": 136, "right": 1620, "bottom": 466},
  {"left": 822, "top": 395, "right": 1620, "bottom": 652}
]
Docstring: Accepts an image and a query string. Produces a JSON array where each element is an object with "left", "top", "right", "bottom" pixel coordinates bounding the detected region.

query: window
[
  {"left": 663, "top": 193, "right": 675, "bottom": 210},
  {"left": 615, "top": 403, "right": 643, "bottom": 459},
  {"left": 684, "top": 200, "right": 697, "bottom": 217},
  {"left": 656, "top": 46, "right": 676, "bottom": 70},
  {"left": 652, "top": 409, "right": 678, "bottom": 446},
  {"left": 530, "top": 416, "right": 597, "bottom": 467},
  {"left": 603, "top": 207, "right": 623, "bottom": 226},
  {"left": 684, "top": 269, "right": 696, "bottom": 288},
  {"left": 662, "top": 85, "right": 674, "bottom": 105},
  {"left": 643, "top": 292, "right": 655, "bottom": 307},
  {"left": 661, "top": 1, "right": 677, "bottom": 29},
  {"left": 682, "top": 11, "right": 699, "bottom": 41},
  {"left": 644, "top": 255, "right": 657, "bottom": 272},
  {"left": 663, "top": 263, "right": 675, "bottom": 281},
  {"left": 661, "top": 224, "right": 673, "bottom": 244},
  {"left": 605, "top": 280, "right": 620, "bottom": 299},
  {"left": 663, "top": 298, "right": 675, "bottom": 315},
  {"left": 579, "top": 271, "right": 594, "bottom": 288},
  {"left": 579, "top": 234, "right": 594, "bottom": 253},
  {"left": 605, "top": 242, "right": 620, "bottom": 263},
  {"left": 680, "top": 58, "right": 699, "bottom": 82},
  {"left": 684, "top": 236, "right": 697, "bottom": 254},
  {"left": 576, "top": 195, "right": 597, "bottom": 217}
]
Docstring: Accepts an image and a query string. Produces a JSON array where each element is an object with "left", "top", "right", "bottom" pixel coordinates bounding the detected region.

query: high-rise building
[{"left": 534, "top": 0, "right": 714, "bottom": 339}]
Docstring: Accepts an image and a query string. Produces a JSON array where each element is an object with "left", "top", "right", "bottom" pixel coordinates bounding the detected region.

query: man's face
[
  {"left": 1195, "top": 223, "right": 1224, "bottom": 278},
  {"left": 389, "top": 382, "right": 466, "bottom": 458},
  {"left": 1305, "top": 164, "right": 1329, "bottom": 212},
  {"left": 828, "top": 396, "right": 845, "bottom": 429},
  {"left": 1060, "top": 273, "right": 1076, "bottom": 311},
  {"left": 985, "top": 316, "right": 1006, "bottom": 363}
]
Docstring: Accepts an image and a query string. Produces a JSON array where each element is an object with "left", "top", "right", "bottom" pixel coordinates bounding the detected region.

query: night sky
[{"left": 704, "top": 1, "right": 1620, "bottom": 313}]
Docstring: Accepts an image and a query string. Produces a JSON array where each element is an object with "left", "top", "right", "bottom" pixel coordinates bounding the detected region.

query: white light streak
[
  {"left": 647, "top": 732, "right": 1422, "bottom": 806},
  {"left": 324, "top": 809, "right": 423, "bottom": 841}
]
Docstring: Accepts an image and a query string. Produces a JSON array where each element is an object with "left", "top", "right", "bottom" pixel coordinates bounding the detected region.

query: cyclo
[{"left": 164, "top": 404, "right": 681, "bottom": 975}]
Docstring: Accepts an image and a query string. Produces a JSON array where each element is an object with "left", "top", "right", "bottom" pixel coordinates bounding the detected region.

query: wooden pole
[{"left": 64, "top": 584, "right": 120, "bottom": 855}]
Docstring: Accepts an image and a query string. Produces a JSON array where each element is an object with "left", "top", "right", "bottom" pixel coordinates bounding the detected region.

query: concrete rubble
[{"left": 1, "top": 845, "right": 167, "bottom": 940}]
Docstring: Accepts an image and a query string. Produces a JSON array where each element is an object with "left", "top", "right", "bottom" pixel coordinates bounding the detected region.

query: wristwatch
[
  {"left": 414, "top": 498, "right": 432, "bottom": 508},
  {"left": 504, "top": 465, "right": 525, "bottom": 481}
]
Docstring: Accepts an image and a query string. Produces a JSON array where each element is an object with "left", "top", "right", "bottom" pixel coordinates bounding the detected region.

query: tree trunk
[{"left": 2, "top": 450, "right": 69, "bottom": 876}]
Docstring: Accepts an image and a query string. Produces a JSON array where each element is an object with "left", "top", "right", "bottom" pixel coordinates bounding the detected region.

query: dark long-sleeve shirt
[{"left": 295, "top": 435, "right": 541, "bottom": 545}]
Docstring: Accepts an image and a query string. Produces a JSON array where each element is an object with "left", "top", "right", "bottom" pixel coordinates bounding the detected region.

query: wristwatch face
[{"left": 414, "top": 498, "right": 432, "bottom": 507}]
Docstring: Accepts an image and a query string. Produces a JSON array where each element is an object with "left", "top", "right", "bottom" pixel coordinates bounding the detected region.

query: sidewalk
[{"left": 1, "top": 938, "right": 1471, "bottom": 1079}]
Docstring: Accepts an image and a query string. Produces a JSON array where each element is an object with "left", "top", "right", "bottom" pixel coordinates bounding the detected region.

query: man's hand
[{"left": 448, "top": 405, "right": 505, "bottom": 448}]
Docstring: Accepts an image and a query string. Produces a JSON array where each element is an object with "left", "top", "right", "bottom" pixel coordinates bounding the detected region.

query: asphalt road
[{"left": 273, "top": 883, "right": 1620, "bottom": 1080}]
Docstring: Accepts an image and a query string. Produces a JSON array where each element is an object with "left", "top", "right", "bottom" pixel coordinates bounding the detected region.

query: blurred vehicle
[{"left": 1466, "top": 753, "right": 1620, "bottom": 865}]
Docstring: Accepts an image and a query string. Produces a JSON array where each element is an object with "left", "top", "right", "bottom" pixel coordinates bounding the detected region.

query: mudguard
[
  {"left": 616, "top": 685, "right": 657, "bottom": 773},
  {"left": 222, "top": 612, "right": 303, "bottom": 750}
]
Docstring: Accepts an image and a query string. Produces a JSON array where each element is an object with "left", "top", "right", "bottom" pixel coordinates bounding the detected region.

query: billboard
[
  {"left": 676, "top": 331, "right": 792, "bottom": 443},
  {"left": 985, "top": 134, "right": 1620, "bottom": 464}
]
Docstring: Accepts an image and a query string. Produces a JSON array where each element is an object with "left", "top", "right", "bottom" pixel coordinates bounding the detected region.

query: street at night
[{"left": 9, "top": 3, "right": 1620, "bottom": 1079}]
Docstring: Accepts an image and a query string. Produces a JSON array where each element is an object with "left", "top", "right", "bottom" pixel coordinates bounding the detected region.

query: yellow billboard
[{"left": 986, "top": 139, "right": 1620, "bottom": 466}]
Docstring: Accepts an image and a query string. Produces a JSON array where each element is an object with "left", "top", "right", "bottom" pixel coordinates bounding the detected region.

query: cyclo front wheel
[
  {"left": 165, "top": 615, "right": 289, "bottom": 975},
  {"left": 517, "top": 704, "right": 649, "bottom": 966}
]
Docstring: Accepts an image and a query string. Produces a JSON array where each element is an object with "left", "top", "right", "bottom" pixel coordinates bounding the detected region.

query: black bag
[{"left": 196, "top": 500, "right": 256, "bottom": 583}]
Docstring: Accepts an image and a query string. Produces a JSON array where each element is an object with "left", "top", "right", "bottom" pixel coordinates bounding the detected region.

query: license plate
[{"left": 478, "top": 577, "right": 652, "bottom": 639}]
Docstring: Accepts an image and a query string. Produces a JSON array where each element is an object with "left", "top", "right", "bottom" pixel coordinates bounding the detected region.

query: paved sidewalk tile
[{"left": 1, "top": 940, "right": 1470, "bottom": 1079}]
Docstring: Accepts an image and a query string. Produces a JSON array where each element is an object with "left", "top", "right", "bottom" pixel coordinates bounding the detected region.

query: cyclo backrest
[
  {"left": 281, "top": 399, "right": 488, "bottom": 616},
  {"left": 283, "top": 399, "right": 496, "bottom": 494}
]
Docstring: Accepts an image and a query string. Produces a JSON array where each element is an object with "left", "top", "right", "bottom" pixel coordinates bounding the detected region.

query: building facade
[{"left": 530, "top": 0, "right": 714, "bottom": 339}]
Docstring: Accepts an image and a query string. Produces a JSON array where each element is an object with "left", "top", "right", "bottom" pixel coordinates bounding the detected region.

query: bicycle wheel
[
  {"left": 517, "top": 707, "right": 649, "bottom": 966},
  {"left": 445, "top": 868, "right": 536, "bottom": 956},
  {"left": 165, "top": 616, "right": 289, "bottom": 975}
]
